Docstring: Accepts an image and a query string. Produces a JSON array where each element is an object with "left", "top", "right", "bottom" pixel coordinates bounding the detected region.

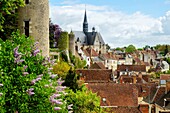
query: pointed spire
[
  {"left": 83, "top": 6, "right": 88, "bottom": 33},
  {"left": 84, "top": 9, "right": 87, "bottom": 23}
]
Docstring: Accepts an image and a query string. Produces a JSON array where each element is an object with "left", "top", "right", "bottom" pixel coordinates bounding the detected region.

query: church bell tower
[{"left": 83, "top": 10, "right": 88, "bottom": 33}]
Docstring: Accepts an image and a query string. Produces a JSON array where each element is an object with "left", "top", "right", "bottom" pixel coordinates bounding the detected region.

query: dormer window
[{"left": 25, "top": 0, "right": 29, "bottom": 4}]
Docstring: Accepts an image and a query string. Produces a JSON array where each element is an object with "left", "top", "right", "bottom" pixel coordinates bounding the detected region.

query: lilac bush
[{"left": 0, "top": 31, "right": 72, "bottom": 113}]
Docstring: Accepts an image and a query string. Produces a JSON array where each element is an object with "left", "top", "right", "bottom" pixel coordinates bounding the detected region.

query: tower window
[
  {"left": 25, "top": 0, "right": 29, "bottom": 4},
  {"left": 24, "top": 21, "right": 29, "bottom": 37}
]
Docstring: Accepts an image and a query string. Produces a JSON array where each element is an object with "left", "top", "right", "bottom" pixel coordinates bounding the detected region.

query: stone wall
[{"left": 18, "top": 0, "right": 49, "bottom": 57}]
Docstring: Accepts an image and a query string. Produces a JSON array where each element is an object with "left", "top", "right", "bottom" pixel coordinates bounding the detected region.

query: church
[{"left": 71, "top": 10, "right": 107, "bottom": 55}]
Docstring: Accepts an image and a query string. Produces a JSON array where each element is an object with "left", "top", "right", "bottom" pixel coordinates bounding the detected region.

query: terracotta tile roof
[
  {"left": 142, "top": 75, "right": 150, "bottom": 82},
  {"left": 76, "top": 69, "right": 112, "bottom": 82},
  {"left": 82, "top": 49, "right": 90, "bottom": 56},
  {"left": 119, "top": 75, "right": 143, "bottom": 84},
  {"left": 133, "top": 57, "right": 142, "bottom": 64},
  {"left": 86, "top": 83, "right": 138, "bottom": 107},
  {"left": 134, "top": 83, "right": 158, "bottom": 101},
  {"left": 160, "top": 74, "right": 170, "bottom": 80},
  {"left": 90, "top": 62, "right": 106, "bottom": 69},
  {"left": 117, "top": 65, "right": 146, "bottom": 72},
  {"left": 85, "top": 47, "right": 98, "bottom": 57},
  {"left": 100, "top": 53, "right": 118, "bottom": 60},
  {"left": 155, "top": 91, "right": 170, "bottom": 109},
  {"left": 144, "top": 62, "right": 151, "bottom": 66},
  {"left": 152, "top": 87, "right": 165, "bottom": 103},
  {"left": 106, "top": 107, "right": 141, "bottom": 113}
]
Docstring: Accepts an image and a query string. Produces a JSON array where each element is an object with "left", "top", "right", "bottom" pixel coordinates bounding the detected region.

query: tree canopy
[{"left": 125, "top": 45, "right": 136, "bottom": 53}]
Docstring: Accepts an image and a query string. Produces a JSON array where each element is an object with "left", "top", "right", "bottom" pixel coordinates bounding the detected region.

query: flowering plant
[{"left": 0, "top": 31, "right": 72, "bottom": 112}]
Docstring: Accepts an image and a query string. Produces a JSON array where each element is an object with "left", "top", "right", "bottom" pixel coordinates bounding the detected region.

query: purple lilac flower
[
  {"left": 33, "top": 49, "right": 40, "bottom": 56},
  {"left": 57, "top": 78, "right": 64, "bottom": 85},
  {"left": 38, "top": 74, "right": 43, "bottom": 78},
  {"left": 23, "top": 72, "right": 29, "bottom": 76},
  {"left": 26, "top": 88, "right": 35, "bottom": 96},
  {"left": 34, "top": 42, "right": 39, "bottom": 46},
  {"left": 28, "top": 91, "right": 35, "bottom": 96},
  {"left": 14, "top": 46, "right": 19, "bottom": 58},
  {"left": 54, "top": 107, "right": 61, "bottom": 111},
  {"left": 24, "top": 65, "right": 28, "bottom": 70},
  {"left": 36, "top": 77, "right": 42, "bottom": 81},
  {"left": 50, "top": 74, "right": 57, "bottom": 79},
  {"left": 52, "top": 94, "right": 61, "bottom": 98},
  {"left": 31, "top": 79, "right": 36, "bottom": 85},
  {"left": 15, "top": 111, "right": 18, "bottom": 113},
  {"left": 67, "top": 104, "right": 73, "bottom": 110},
  {"left": 0, "top": 92, "right": 3, "bottom": 96},
  {"left": 0, "top": 83, "right": 3, "bottom": 87}
]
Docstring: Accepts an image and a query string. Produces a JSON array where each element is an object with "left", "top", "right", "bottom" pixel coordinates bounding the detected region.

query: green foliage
[
  {"left": 65, "top": 86, "right": 104, "bottom": 113},
  {"left": 154, "top": 44, "right": 170, "bottom": 55},
  {"left": 0, "top": 31, "right": 68, "bottom": 112},
  {"left": 58, "top": 32, "right": 69, "bottom": 50},
  {"left": 0, "top": 0, "right": 25, "bottom": 31},
  {"left": 125, "top": 45, "right": 136, "bottom": 53},
  {"left": 115, "top": 47, "right": 123, "bottom": 52},
  {"left": 53, "top": 61, "right": 71, "bottom": 79},
  {"left": 69, "top": 52, "right": 86, "bottom": 69},
  {"left": 165, "top": 58, "right": 170, "bottom": 64},
  {"left": 63, "top": 68, "right": 80, "bottom": 92}
]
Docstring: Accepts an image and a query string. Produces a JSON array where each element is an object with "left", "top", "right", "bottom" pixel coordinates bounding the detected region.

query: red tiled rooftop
[
  {"left": 160, "top": 74, "right": 170, "bottom": 80},
  {"left": 76, "top": 69, "right": 112, "bottom": 82},
  {"left": 86, "top": 83, "right": 138, "bottom": 107},
  {"left": 85, "top": 47, "right": 98, "bottom": 57},
  {"left": 117, "top": 65, "right": 146, "bottom": 72},
  {"left": 90, "top": 62, "right": 106, "bottom": 69}
]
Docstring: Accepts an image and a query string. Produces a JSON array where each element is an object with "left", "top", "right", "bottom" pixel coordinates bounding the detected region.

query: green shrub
[{"left": 0, "top": 31, "right": 71, "bottom": 113}]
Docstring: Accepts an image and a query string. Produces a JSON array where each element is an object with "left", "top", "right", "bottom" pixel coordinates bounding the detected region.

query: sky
[{"left": 49, "top": 0, "right": 170, "bottom": 48}]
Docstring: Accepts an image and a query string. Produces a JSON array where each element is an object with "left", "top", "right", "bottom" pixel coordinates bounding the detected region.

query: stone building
[
  {"left": 71, "top": 10, "right": 107, "bottom": 55},
  {"left": 18, "top": 0, "right": 49, "bottom": 57}
]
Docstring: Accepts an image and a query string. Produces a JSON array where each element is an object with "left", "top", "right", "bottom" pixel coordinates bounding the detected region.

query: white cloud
[{"left": 50, "top": 3, "right": 170, "bottom": 48}]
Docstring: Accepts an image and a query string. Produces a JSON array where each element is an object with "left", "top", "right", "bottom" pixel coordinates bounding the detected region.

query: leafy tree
[
  {"left": 63, "top": 68, "right": 80, "bottom": 92},
  {"left": 53, "top": 61, "right": 71, "bottom": 79},
  {"left": 65, "top": 86, "right": 104, "bottom": 113},
  {"left": 164, "top": 45, "right": 169, "bottom": 56},
  {"left": 0, "top": 0, "right": 25, "bottom": 40},
  {"left": 125, "top": 45, "right": 136, "bottom": 53}
]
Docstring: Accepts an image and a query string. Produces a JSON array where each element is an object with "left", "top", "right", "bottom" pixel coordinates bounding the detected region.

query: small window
[
  {"left": 24, "top": 21, "right": 29, "bottom": 37},
  {"left": 25, "top": 0, "right": 29, "bottom": 4}
]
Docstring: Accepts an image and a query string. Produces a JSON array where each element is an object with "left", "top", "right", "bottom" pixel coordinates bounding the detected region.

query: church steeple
[{"left": 83, "top": 9, "right": 88, "bottom": 33}]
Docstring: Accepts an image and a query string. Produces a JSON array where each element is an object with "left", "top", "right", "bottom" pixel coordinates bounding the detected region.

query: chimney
[
  {"left": 138, "top": 71, "right": 142, "bottom": 79},
  {"left": 132, "top": 74, "right": 137, "bottom": 84}
]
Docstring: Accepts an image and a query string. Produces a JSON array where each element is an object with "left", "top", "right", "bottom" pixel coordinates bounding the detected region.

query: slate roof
[
  {"left": 76, "top": 69, "right": 112, "bottom": 83},
  {"left": 73, "top": 31, "right": 87, "bottom": 45},
  {"left": 73, "top": 31, "right": 105, "bottom": 46},
  {"left": 86, "top": 83, "right": 138, "bottom": 107}
]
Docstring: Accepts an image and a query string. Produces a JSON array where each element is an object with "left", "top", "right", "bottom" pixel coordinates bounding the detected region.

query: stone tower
[
  {"left": 83, "top": 10, "right": 88, "bottom": 33},
  {"left": 69, "top": 31, "right": 75, "bottom": 55},
  {"left": 18, "top": 0, "right": 49, "bottom": 57}
]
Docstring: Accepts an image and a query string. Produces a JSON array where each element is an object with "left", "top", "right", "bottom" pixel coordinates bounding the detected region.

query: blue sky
[
  {"left": 49, "top": 0, "right": 170, "bottom": 48},
  {"left": 50, "top": 0, "right": 170, "bottom": 17}
]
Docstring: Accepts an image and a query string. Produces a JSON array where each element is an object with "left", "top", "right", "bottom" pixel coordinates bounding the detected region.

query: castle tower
[
  {"left": 83, "top": 10, "right": 88, "bottom": 33},
  {"left": 69, "top": 31, "right": 75, "bottom": 55},
  {"left": 18, "top": 0, "right": 49, "bottom": 57}
]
